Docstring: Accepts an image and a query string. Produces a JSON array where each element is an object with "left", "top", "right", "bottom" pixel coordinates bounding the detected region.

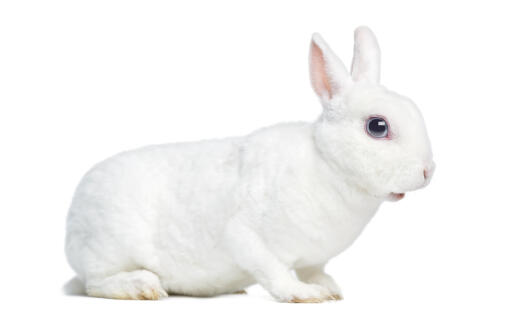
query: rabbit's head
[{"left": 310, "top": 27, "right": 434, "bottom": 201}]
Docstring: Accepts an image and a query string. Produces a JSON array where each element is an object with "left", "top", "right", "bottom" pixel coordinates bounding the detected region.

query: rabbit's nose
[{"left": 423, "top": 162, "right": 435, "bottom": 182}]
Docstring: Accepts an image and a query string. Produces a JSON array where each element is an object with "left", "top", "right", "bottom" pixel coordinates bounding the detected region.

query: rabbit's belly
[
  {"left": 156, "top": 251, "right": 254, "bottom": 295},
  {"left": 160, "top": 268, "right": 253, "bottom": 296},
  {"left": 150, "top": 209, "right": 253, "bottom": 295}
]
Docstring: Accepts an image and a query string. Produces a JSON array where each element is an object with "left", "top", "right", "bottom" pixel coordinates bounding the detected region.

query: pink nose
[{"left": 423, "top": 162, "right": 435, "bottom": 182}]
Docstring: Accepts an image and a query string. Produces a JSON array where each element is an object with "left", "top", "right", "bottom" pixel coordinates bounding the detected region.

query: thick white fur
[{"left": 65, "top": 26, "right": 434, "bottom": 302}]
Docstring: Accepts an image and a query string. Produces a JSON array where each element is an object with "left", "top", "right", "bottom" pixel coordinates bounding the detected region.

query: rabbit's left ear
[
  {"left": 351, "top": 26, "right": 381, "bottom": 83},
  {"left": 309, "top": 33, "right": 352, "bottom": 101}
]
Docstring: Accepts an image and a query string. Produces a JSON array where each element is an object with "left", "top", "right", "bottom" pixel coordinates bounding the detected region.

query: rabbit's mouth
[{"left": 388, "top": 192, "right": 405, "bottom": 201}]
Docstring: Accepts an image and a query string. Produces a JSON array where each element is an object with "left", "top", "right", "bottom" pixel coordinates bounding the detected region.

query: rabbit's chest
[
  {"left": 270, "top": 187, "right": 380, "bottom": 267},
  {"left": 302, "top": 207, "right": 377, "bottom": 266}
]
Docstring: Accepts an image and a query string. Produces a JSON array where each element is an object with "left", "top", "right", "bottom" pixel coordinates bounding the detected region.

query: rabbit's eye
[{"left": 366, "top": 117, "right": 389, "bottom": 139}]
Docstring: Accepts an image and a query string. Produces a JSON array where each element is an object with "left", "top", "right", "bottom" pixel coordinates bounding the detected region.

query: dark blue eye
[{"left": 366, "top": 117, "right": 389, "bottom": 138}]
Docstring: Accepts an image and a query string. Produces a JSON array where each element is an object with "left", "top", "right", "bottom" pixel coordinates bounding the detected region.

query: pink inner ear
[{"left": 310, "top": 42, "right": 332, "bottom": 99}]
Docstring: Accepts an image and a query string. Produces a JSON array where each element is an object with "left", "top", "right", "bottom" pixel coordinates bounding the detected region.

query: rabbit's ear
[
  {"left": 351, "top": 26, "right": 380, "bottom": 83},
  {"left": 309, "top": 33, "right": 351, "bottom": 101}
]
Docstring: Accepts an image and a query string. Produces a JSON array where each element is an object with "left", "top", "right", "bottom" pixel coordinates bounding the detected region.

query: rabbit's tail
[{"left": 62, "top": 276, "right": 86, "bottom": 296}]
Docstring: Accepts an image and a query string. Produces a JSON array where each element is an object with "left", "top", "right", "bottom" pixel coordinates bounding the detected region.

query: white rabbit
[{"left": 65, "top": 26, "right": 434, "bottom": 303}]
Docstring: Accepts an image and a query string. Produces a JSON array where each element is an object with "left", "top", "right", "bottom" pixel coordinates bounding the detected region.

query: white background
[{"left": 1, "top": 1, "right": 510, "bottom": 312}]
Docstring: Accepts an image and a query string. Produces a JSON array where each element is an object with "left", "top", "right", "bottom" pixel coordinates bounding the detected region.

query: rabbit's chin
[{"left": 387, "top": 192, "right": 406, "bottom": 202}]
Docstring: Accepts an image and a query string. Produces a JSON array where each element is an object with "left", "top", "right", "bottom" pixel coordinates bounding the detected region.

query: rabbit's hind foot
[{"left": 86, "top": 269, "right": 168, "bottom": 300}]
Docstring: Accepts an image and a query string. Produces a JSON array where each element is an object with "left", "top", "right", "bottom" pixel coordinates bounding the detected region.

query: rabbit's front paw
[
  {"left": 303, "top": 273, "right": 342, "bottom": 300},
  {"left": 269, "top": 280, "right": 333, "bottom": 303},
  {"left": 296, "top": 267, "right": 343, "bottom": 300}
]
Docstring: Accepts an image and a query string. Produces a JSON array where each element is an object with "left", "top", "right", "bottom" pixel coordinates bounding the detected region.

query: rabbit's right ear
[
  {"left": 350, "top": 26, "right": 380, "bottom": 83},
  {"left": 309, "top": 33, "right": 352, "bottom": 102}
]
